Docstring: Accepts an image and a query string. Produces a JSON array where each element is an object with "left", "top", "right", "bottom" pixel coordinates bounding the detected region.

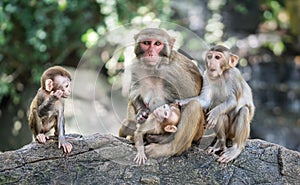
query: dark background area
[{"left": 0, "top": 0, "right": 299, "bottom": 152}]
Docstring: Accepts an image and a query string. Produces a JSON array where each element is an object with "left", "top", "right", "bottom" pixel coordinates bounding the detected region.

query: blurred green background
[{"left": 0, "top": 0, "right": 299, "bottom": 152}]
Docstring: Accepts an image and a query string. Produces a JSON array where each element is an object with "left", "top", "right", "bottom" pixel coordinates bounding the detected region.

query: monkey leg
[
  {"left": 145, "top": 100, "right": 205, "bottom": 158},
  {"left": 218, "top": 106, "right": 250, "bottom": 163},
  {"left": 206, "top": 114, "right": 229, "bottom": 154}
]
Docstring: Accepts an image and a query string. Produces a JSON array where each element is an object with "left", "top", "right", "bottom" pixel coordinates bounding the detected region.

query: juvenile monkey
[
  {"left": 177, "top": 45, "right": 255, "bottom": 163},
  {"left": 134, "top": 103, "right": 180, "bottom": 165},
  {"left": 28, "top": 66, "right": 73, "bottom": 153},
  {"left": 119, "top": 28, "right": 205, "bottom": 158}
]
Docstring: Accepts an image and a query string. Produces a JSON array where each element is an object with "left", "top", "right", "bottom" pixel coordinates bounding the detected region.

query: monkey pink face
[
  {"left": 54, "top": 75, "right": 71, "bottom": 98},
  {"left": 206, "top": 51, "right": 226, "bottom": 79},
  {"left": 140, "top": 39, "right": 164, "bottom": 65}
]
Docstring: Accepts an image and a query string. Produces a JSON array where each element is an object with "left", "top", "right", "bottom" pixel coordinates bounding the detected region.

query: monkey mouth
[{"left": 142, "top": 56, "right": 160, "bottom": 65}]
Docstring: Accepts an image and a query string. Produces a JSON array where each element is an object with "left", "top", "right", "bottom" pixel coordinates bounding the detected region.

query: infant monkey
[
  {"left": 177, "top": 45, "right": 255, "bottom": 163},
  {"left": 28, "top": 66, "right": 73, "bottom": 153},
  {"left": 134, "top": 103, "right": 180, "bottom": 165}
]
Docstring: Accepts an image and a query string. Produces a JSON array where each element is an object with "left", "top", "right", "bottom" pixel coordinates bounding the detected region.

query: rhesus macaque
[
  {"left": 134, "top": 103, "right": 180, "bottom": 165},
  {"left": 119, "top": 28, "right": 205, "bottom": 158},
  {"left": 28, "top": 66, "right": 73, "bottom": 153},
  {"left": 177, "top": 45, "right": 255, "bottom": 163}
]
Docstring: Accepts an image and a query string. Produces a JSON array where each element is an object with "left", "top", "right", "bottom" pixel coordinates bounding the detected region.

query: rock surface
[{"left": 0, "top": 133, "right": 299, "bottom": 184}]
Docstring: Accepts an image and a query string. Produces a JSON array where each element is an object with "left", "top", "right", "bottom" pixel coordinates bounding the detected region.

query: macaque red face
[{"left": 139, "top": 39, "right": 165, "bottom": 65}]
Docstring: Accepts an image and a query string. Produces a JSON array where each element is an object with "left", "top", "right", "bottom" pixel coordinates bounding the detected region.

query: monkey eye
[
  {"left": 142, "top": 41, "right": 150, "bottom": 45},
  {"left": 154, "top": 41, "right": 161, "bottom": 46},
  {"left": 215, "top": 55, "right": 221, "bottom": 60},
  {"left": 207, "top": 54, "right": 212, "bottom": 59}
]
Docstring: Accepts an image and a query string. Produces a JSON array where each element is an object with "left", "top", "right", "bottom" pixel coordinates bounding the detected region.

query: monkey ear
[
  {"left": 45, "top": 79, "right": 54, "bottom": 92},
  {"left": 229, "top": 54, "right": 239, "bottom": 67},
  {"left": 164, "top": 125, "right": 177, "bottom": 133}
]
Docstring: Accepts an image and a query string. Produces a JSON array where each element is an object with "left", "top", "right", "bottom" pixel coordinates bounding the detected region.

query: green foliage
[{"left": 0, "top": 0, "right": 170, "bottom": 104}]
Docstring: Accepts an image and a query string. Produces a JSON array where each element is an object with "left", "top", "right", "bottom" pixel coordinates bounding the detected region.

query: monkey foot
[
  {"left": 217, "top": 146, "right": 242, "bottom": 163},
  {"left": 145, "top": 143, "right": 173, "bottom": 158},
  {"left": 58, "top": 140, "right": 73, "bottom": 154},
  {"left": 36, "top": 134, "right": 49, "bottom": 144},
  {"left": 206, "top": 146, "right": 223, "bottom": 154}
]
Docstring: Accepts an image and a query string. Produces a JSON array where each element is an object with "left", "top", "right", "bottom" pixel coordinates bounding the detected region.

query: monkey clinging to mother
[{"left": 119, "top": 28, "right": 206, "bottom": 158}]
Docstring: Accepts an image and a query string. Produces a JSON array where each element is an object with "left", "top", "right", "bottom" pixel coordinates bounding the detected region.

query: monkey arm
[
  {"left": 56, "top": 105, "right": 72, "bottom": 153},
  {"left": 134, "top": 127, "right": 148, "bottom": 165},
  {"left": 176, "top": 76, "right": 211, "bottom": 109},
  {"left": 38, "top": 95, "right": 57, "bottom": 117},
  {"left": 134, "top": 96, "right": 150, "bottom": 124},
  {"left": 197, "top": 79, "right": 212, "bottom": 109}
]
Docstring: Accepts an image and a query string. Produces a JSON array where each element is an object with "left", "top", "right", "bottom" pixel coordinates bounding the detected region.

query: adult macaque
[
  {"left": 134, "top": 103, "right": 180, "bottom": 165},
  {"left": 119, "top": 28, "right": 205, "bottom": 158},
  {"left": 177, "top": 45, "right": 255, "bottom": 163},
  {"left": 28, "top": 66, "right": 73, "bottom": 153}
]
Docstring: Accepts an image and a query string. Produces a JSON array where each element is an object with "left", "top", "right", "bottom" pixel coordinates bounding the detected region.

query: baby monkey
[
  {"left": 177, "top": 45, "right": 255, "bottom": 163},
  {"left": 134, "top": 103, "right": 180, "bottom": 165},
  {"left": 28, "top": 66, "right": 73, "bottom": 153}
]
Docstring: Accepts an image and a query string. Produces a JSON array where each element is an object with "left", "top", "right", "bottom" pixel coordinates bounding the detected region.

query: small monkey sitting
[
  {"left": 134, "top": 103, "right": 180, "bottom": 165},
  {"left": 28, "top": 66, "right": 73, "bottom": 153},
  {"left": 177, "top": 45, "right": 255, "bottom": 163}
]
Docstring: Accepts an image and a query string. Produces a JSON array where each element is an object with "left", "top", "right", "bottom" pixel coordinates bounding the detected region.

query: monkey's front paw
[
  {"left": 36, "top": 134, "right": 49, "bottom": 144},
  {"left": 59, "top": 140, "right": 73, "bottom": 153},
  {"left": 174, "top": 99, "right": 187, "bottom": 106},
  {"left": 51, "top": 90, "right": 63, "bottom": 99},
  {"left": 136, "top": 109, "right": 150, "bottom": 123},
  {"left": 134, "top": 152, "right": 147, "bottom": 165},
  {"left": 207, "top": 109, "right": 219, "bottom": 129}
]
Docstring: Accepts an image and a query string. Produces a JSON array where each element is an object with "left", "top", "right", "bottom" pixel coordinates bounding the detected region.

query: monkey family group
[{"left": 28, "top": 28, "right": 254, "bottom": 165}]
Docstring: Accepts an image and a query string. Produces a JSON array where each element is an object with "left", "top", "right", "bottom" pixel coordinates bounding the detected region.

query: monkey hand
[
  {"left": 36, "top": 133, "right": 49, "bottom": 144},
  {"left": 50, "top": 90, "right": 64, "bottom": 99},
  {"left": 58, "top": 137, "right": 73, "bottom": 153},
  {"left": 136, "top": 108, "right": 150, "bottom": 123},
  {"left": 207, "top": 108, "right": 219, "bottom": 129},
  {"left": 134, "top": 151, "right": 147, "bottom": 165}
]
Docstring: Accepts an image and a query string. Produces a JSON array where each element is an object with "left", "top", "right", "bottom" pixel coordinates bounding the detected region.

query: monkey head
[
  {"left": 41, "top": 66, "right": 72, "bottom": 98},
  {"left": 205, "top": 45, "right": 239, "bottom": 79},
  {"left": 134, "top": 28, "right": 176, "bottom": 66},
  {"left": 153, "top": 104, "right": 180, "bottom": 133}
]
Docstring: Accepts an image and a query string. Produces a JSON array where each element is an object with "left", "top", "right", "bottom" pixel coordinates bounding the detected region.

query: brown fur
[{"left": 119, "top": 28, "right": 205, "bottom": 158}]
